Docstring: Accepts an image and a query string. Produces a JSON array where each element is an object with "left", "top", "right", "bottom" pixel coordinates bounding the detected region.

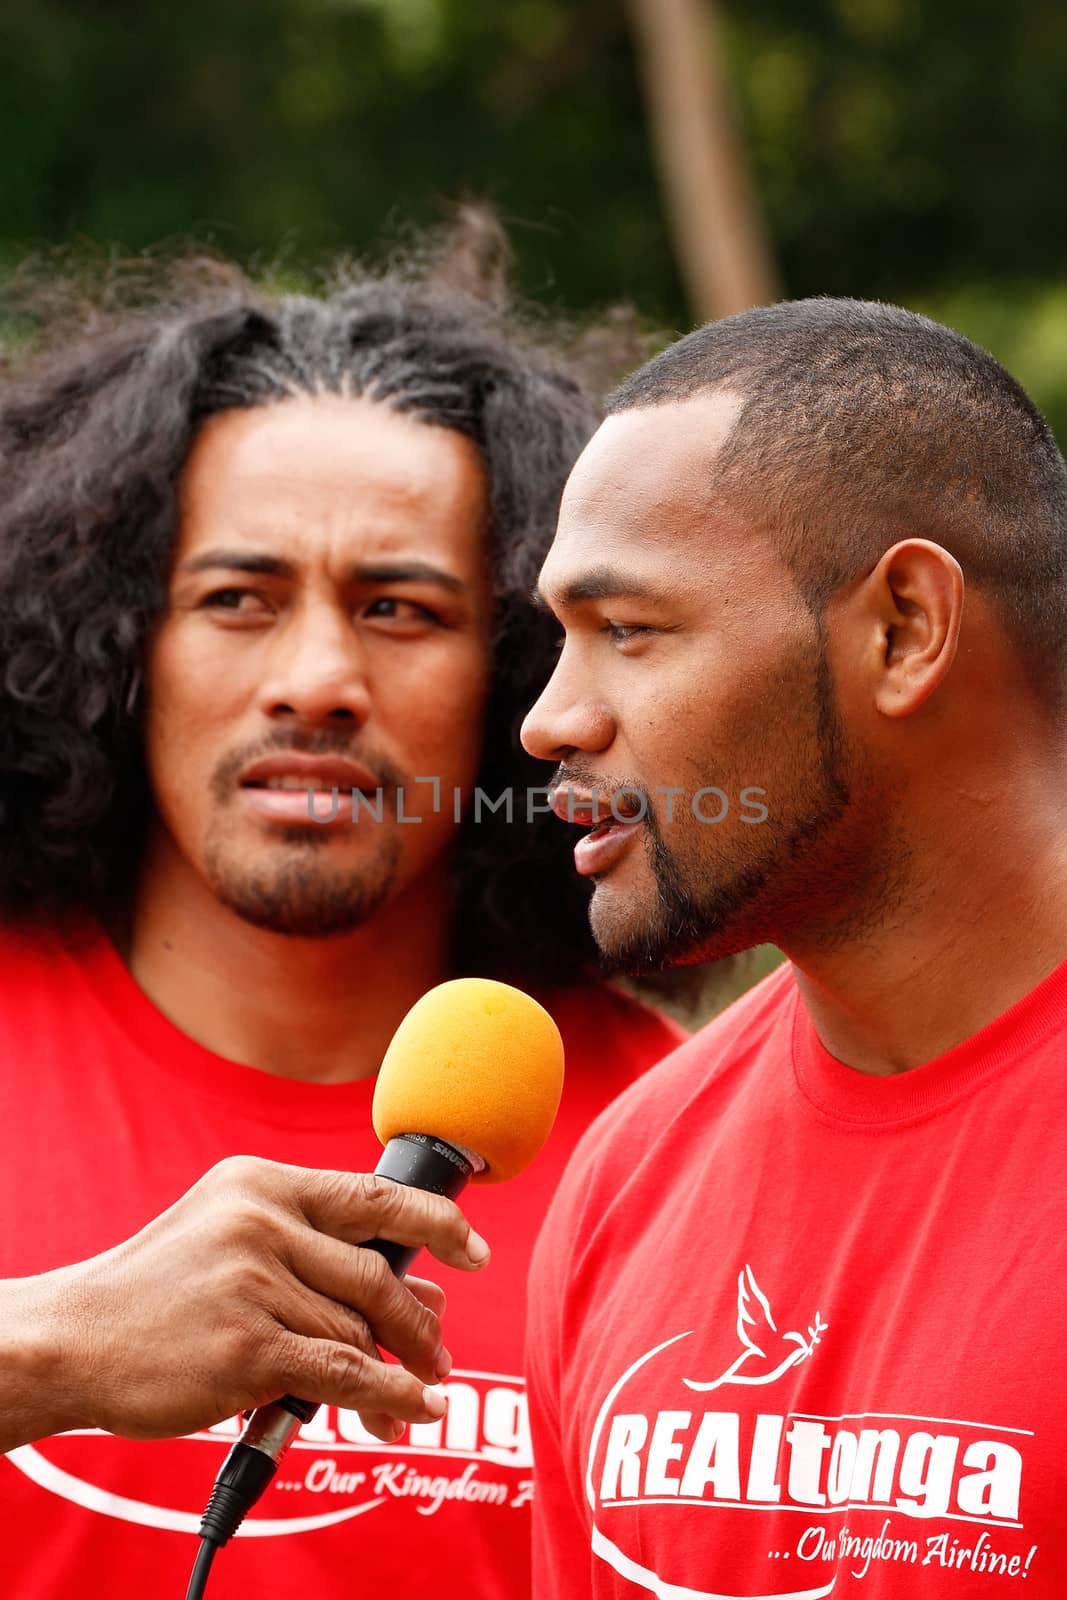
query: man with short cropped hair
[{"left": 524, "top": 298, "right": 1067, "bottom": 1597}]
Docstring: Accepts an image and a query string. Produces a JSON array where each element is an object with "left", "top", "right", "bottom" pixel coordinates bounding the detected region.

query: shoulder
[
  {"left": 0, "top": 917, "right": 79, "bottom": 967},
  {"left": 528, "top": 960, "right": 797, "bottom": 1330},
  {"left": 547, "top": 959, "right": 796, "bottom": 1200},
  {"left": 548, "top": 981, "right": 687, "bottom": 1064},
  {"left": 538, "top": 981, "right": 688, "bottom": 1113},
  {"left": 0, "top": 917, "right": 105, "bottom": 994}
]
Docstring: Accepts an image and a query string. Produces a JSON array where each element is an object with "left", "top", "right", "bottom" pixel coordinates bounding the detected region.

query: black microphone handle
[
  {"left": 275, "top": 1132, "right": 475, "bottom": 1423},
  {"left": 198, "top": 1133, "right": 477, "bottom": 1548}
]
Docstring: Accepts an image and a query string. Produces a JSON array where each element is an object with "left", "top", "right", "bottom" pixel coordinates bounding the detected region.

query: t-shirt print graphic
[
  {"left": 584, "top": 1265, "right": 1036, "bottom": 1598},
  {"left": 682, "top": 1266, "right": 828, "bottom": 1394},
  {"left": 5, "top": 1368, "right": 532, "bottom": 1536}
]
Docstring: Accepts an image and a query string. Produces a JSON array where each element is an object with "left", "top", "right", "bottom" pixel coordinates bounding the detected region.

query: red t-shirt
[
  {"left": 0, "top": 925, "right": 684, "bottom": 1599},
  {"left": 528, "top": 957, "right": 1067, "bottom": 1598}
]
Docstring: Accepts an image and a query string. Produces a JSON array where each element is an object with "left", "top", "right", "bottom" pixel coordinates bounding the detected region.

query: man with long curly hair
[{"left": 0, "top": 222, "right": 684, "bottom": 1598}]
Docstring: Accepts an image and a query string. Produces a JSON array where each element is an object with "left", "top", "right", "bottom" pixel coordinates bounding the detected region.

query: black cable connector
[
  {"left": 183, "top": 1427, "right": 291, "bottom": 1598},
  {"left": 205, "top": 1440, "right": 280, "bottom": 1530}
]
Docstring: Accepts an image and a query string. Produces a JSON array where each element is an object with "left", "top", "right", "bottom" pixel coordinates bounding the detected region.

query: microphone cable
[{"left": 184, "top": 1538, "right": 217, "bottom": 1600}]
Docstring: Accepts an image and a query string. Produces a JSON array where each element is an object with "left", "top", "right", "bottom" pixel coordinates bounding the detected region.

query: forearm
[{"left": 0, "top": 1269, "right": 84, "bottom": 1453}]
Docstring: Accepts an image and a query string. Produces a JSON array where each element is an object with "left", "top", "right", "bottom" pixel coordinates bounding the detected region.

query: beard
[
  {"left": 204, "top": 828, "right": 404, "bottom": 938},
  {"left": 201, "top": 730, "right": 409, "bottom": 938},
  {"left": 590, "top": 646, "right": 866, "bottom": 974}
]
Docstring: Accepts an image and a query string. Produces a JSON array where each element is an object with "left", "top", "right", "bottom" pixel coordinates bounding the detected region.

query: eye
[
  {"left": 603, "top": 622, "right": 651, "bottom": 644},
  {"left": 362, "top": 597, "right": 443, "bottom": 626},
  {"left": 199, "top": 588, "right": 270, "bottom": 614}
]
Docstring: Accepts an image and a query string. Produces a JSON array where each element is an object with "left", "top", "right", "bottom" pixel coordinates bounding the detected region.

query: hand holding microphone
[
  {"left": 183, "top": 977, "right": 565, "bottom": 1597},
  {"left": 1, "top": 1153, "right": 487, "bottom": 1458},
  {"left": 1, "top": 979, "right": 561, "bottom": 1468}
]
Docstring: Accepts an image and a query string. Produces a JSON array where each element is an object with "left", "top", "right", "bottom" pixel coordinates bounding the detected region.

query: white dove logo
[{"left": 683, "top": 1264, "right": 827, "bottom": 1393}]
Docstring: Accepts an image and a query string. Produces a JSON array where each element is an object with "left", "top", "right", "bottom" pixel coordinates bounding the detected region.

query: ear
[{"left": 860, "top": 539, "right": 964, "bottom": 718}]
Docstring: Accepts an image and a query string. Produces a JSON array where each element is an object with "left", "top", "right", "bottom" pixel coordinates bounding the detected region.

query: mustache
[
  {"left": 550, "top": 761, "right": 651, "bottom": 805},
  {"left": 550, "top": 761, "right": 662, "bottom": 830},
  {"left": 210, "top": 732, "right": 408, "bottom": 802}
]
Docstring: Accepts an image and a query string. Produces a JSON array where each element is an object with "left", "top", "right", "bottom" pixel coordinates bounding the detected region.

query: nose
[
  {"left": 256, "top": 602, "right": 372, "bottom": 728},
  {"left": 520, "top": 644, "right": 615, "bottom": 761}
]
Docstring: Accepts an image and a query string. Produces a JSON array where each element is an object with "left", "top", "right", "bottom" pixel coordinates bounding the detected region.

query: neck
[
  {"left": 784, "top": 762, "right": 1067, "bottom": 1076},
  {"left": 124, "top": 844, "right": 454, "bottom": 1085}
]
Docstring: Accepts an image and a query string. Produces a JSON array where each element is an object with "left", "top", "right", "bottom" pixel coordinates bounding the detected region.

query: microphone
[{"left": 189, "top": 978, "right": 565, "bottom": 1587}]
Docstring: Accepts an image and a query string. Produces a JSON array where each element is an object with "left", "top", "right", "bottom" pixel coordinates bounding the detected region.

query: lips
[
  {"left": 238, "top": 754, "right": 382, "bottom": 793},
  {"left": 549, "top": 785, "right": 647, "bottom": 878},
  {"left": 550, "top": 788, "right": 645, "bottom": 827}
]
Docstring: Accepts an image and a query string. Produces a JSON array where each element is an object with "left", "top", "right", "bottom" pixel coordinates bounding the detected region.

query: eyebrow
[
  {"left": 531, "top": 566, "right": 667, "bottom": 610},
  {"left": 178, "top": 550, "right": 469, "bottom": 593}
]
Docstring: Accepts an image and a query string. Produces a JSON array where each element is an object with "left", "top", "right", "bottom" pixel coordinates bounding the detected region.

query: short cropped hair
[{"left": 610, "top": 297, "right": 1067, "bottom": 704}]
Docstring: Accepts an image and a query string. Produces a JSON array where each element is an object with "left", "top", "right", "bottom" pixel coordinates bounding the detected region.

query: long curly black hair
[{"left": 0, "top": 217, "right": 640, "bottom": 987}]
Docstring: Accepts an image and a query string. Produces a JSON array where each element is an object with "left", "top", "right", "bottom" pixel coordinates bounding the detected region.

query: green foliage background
[
  {"left": 2, "top": 1, "right": 1066, "bottom": 434},
  {"left": 3, "top": 2, "right": 1056, "bottom": 1017}
]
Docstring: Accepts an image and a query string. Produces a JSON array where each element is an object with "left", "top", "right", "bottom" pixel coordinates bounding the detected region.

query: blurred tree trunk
[{"left": 626, "top": 0, "right": 779, "bottom": 321}]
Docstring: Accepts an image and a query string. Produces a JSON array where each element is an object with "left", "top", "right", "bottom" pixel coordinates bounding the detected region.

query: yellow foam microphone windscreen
[{"left": 372, "top": 978, "right": 565, "bottom": 1183}]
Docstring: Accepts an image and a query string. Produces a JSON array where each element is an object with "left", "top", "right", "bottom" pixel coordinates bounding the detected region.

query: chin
[
  {"left": 590, "top": 877, "right": 761, "bottom": 974},
  {"left": 205, "top": 840, "right": 401, "bottom": 939},
  {"left": 589, "top": 888, "right": 675, "bottom": 974}
]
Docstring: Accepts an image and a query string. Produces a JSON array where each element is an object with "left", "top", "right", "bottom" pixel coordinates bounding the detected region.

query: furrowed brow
[
  {"left": 176, "top": 554, "right": 469, "bottom": 593},
  {"left": 179, "top": 550, "right": 295, "bottom": 578},
  {"left": 352, "top": 562, "right": 468, "bottom": 594}
]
